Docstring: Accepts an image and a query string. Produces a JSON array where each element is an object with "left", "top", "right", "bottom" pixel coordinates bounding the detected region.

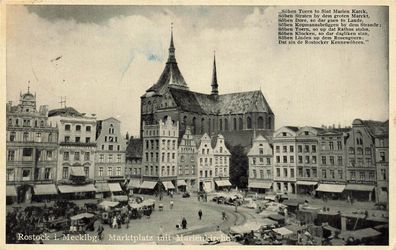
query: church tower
[{"left": 211, "top": 52, "right": 219, "bottom": 96}]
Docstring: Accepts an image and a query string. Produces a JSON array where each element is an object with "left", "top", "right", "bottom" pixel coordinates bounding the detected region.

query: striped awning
[
  {"left": 70, "top": 167, "right": 86, "bottom": 177},
  {"left": 177, "top": 180, "right": 187, "bottom": 186},
  {"left": 108, "top": 183, "right": 123, "bottom": 192},
  {"left": 58, "top": 184, "right": 96, "bottom": 193},
  {"left": 128, "top": 179, "right": 141, "bottom": 188},
  {"left": 316, "top": 184, "right": 345, "bottom": 193},
  {"left": 215, "top": 180, "right": 232, "bottom": 187},
  {"left": 163, "top": 181, "right": 175, "bottom": 190},
  {"left": 248, "top": 181, "right": 272, "bottom": 189},
  {"left": 95, "top": 182, "right": 110, "bottom": 192},
  {"left": 6, "top": 186, "right": 17, "bottom": 196},
  {"left": 140, "top": 181, "right": 157, "bottom": 189},
  {"left": 34, "top": 184, "right": 58, "bottom": 195},
  {"left": 296, "top": 181, "right": 318, "bottom": 186}
]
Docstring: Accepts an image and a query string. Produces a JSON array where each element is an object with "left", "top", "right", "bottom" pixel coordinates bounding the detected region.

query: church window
[
  {"left": 267, "top": 116, "right": 272, "bottom": 129},
  {"left": 201, "top": 118, "right": 205, "bottom": 134},
  {"left": 239, "top": 118, "right": 243, "bottom": 130},
  {"left": 233, "top": 118, "right": 237, "bottom": 130},
  {"left": 219, "top": 119, "right": 223, "bottom": 130},
  {"left": 258, "top": 116, "right": 264, "bottom": 129},
  {"left": 224, "top": 118, "right": 229, "bottom": 131},
  {"left": 192, "top": 117, "right": 197, "bottom": 134},
  {"left": 247, "top": 117, "right": 252, "bottom": 129},
  {"left": 183, "top": 116, "right": 187, "bottom": 130}
]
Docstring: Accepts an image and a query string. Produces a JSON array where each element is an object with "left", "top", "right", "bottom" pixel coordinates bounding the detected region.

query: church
[{"left": 140, "top": 29, "right": 275, "bottom": 147}]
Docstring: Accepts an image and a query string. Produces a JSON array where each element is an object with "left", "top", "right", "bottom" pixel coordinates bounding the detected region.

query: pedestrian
[
  {"left": 125, "top": 216, "right": 130, "bottom": 229},
  {"left": 159, "top": 225, "right": 164, "bottom": 237},
  {"left": 181, "top": 217, "right": 187, "bottom": 229},
  {"left": 170, "top": 200, "right": 174, "bottom": 209},
  {"left": 112, "top": 216, "right": 118, "bottom": 229},
  {"left": 222, "top": 210, "right": 226, "bottom": 220},
  {"left": 198, "top": 209, "right": 203, "bottom": 220}
]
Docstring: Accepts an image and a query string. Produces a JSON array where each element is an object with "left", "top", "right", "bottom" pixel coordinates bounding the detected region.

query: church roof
[
  {"left": 169, "top": 87, "right": 273, "bottom": 115},
  {"left": 147, "top": 62, "right": 188, "bottom": 93}
]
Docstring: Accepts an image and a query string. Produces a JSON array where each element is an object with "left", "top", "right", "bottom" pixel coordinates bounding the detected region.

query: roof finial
[
  {"left": 27, "top": 81, "right": 30, "bottom": 94},
  {"left": 167, "top": 22, "right": 176, "bottom": 63},
  {"left": 211, "top": 50, "right": 218, "bottom": 96}
]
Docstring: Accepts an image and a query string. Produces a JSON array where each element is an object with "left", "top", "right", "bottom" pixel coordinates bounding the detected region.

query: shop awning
[
  {"left": 248, "top": 181, "right": 272, "bottom": 189},
  {"left": 344, "top": 184, "right": 375, "bottom": 192},
  {"left": 177, "top": 180, "right": 187, "bottom": 186},
  {"left": 128, "top": 179, "right": 141, "bottom": 188},
  {"left": 140, "top": 181, "right": 157, "bottom": 189},
  {"left": 296, "top": 181, "right": 318, "bottom": 186},
  {"left": 70, "top": 167, "right": 86, "bottom": 177},
  {"left": 316, "top": 184, "right": 345, "bottom": 193},
  {"left": 34, "top": 184, "right": 58, "bottom": 195},
  {"left": 99, "top": 200, "right": 119, "bottom": 208},
  {"left": 215, "top": 180, "right": 232, "bottom": 187},
  {"left": 58, "top": 184, "right": 96, "bottom": 193},
  {"left": 95, "top": 182, "right": 110, "bottom": 192},
  {"left": 108, "top": 183, "right": 123, "bottom": 192},
  {"left": 6, "top": 186, "right": 17, "bottom": 196},
  {"left": 163, "top": 181, "right": 175, "bottom": 190},
  {"left": 70, "top": 212, "right": 95, "bottom": 220},
  {"left": 272, "top": 227, "right": 294, "bottom": 236}
]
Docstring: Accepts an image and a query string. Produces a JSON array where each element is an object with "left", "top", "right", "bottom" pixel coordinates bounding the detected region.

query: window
[
  {"left": 369, "top": 171, "right": 374, "bottom": 180},
  {"left": 330, "top": 170, "right": 335, "bottom": 179},
  {"left": 74, "top": 152, "right": 80, "bottom": 161},
  {"left": 338, "top": 170, "right": 343, "bottom": 179},
  {"left": 23, "top": 132, "right": 29, "bottom": 142},
  {"left": 283, "top": 168, "right": 288, "bottom": 177},
  {"left": 10, "top": 132, "right": 16, "bottom": 142},
  {"left": 290, "top": 156, "right": 294, "bottom": 163},
  {"left": 357, "top": 147, "right": 363, "bottom": 155},
  {"left": 62, "top": 167, "right": 68, "bottom": 179},
  {"left": 337, "top": 156, "right": 343, "bottom": 166},
  {"left": 7, "top": 169, "right": 14, "bottom": 181},
  {"left": 283, "top": 146, "right": 287, "bottom": 153},
  {"left": 253, "top": 170, "right": 257, "bottom": 178},
  {"left": 290, "top": 145, "right": 294, "bottom": 152},
  {"left": 84, "top": 152, "right": 90, "bottom": 161},
  {"left": 276, "top": 156, "right": 280, "bottom": 163},
  {"left": 282, "top": 132, "right": 287, "bottom": 137},
  {"left": 99, "top": 154, "right": 104, "bottom": 162},
  {"left": 350, "top": 171, "right": 356, "bottom": 179},
  {"left": 305, "top": 169, "right": 311, "bottom": 178},
  {"left": 23, "top": 148, "right": 33, "bottom": 157},
  {"left": 304, "top": 145, "right": 309, "bottom": 153},
  {"left": 76, "top": 125, "right": 81, "bottom": 131},
  {"left": 298, "top": 156, "right": 303, "bottom": 164},
  {"left": 329, "top": 142, "right": 334, "bottom": 150},
  {"left": 109, "top": 154, "right": 113, "bottom": 162},
  {"left": 298, "top": 167, "right": 303, "bottom": 177},
  {"left": 312, "top": 156, "right": 317, "bottom": 164},
  {"left": 35, "top": 133, "right": 41, "bottom": 142},
  {"left": 305, "top": 156, "right": 310, "bottom": 164},
  {"left": 381, "top": 169, "right": 386, "bottom": 180},
  {"left": 259, "top": 148, "right": 263, "bottom": 154},
  {"left": 259, "top": 170, "right": 264, "bottom": 179},
  {"left": 65, "top": 124, "right": 71, "bottom": 131},
  {"left": 116, "top": 167, "right": 121, "bottom": 176},
  {"left": 330, "top": 156, "right": 335, "bottom": 165},
  {"left": 44, "top": 168, "right": 51, "bottom": 180},
  {"left": 365, "top": 147, "right": 371, "bottom": 155},
  {"left": 64, "top": 136, "right": 70, "bottom": 142},
  {"left": 258, "top": 116, "right": 264, "bottom": 129},
  {"left": 349, "top": 158, "right": 355, "bottom": 166},
  {"left": 349, "top": 147, "right": 355, "bottom": 154},
  {"left": 276, "top": 168, "right": 280, "bottom": 177},
  {"left": 47, "top": 150, "right": 53, "bottom": 160},
  {"left": 75, "top": 137, "right": 81, "bottom": 143},
  {"left": 291, "top": 169, "right": 295, "bottom": 178},
  {"left": 312, "top": 145, "right": 316, "bottom": 153},
  {"left": 276, "top": 146, "right": 280, "bottom": 153},
  {"left": 283, "top": 156, "right": 287, "bottom": 163},
  {"left": 99, "top": 167, "right": 104, "bottom": 177},
  {"left": 108, "top": 145, "right": 113, "bottom": 150},
  {"left": 63, "top": 152, "right": 69, "bottom": 161},
  {"left": 322, "top": 170, "right": 327, "bottom": 178},
  {"left": 380, "top": 152, "right": 386, "bottom": 162},
  {"left": 359, "top": 171, "right": 365, "bottom": 180},
  {"left": 247, "top": 117, "right": 252, "bottom": 129},
  {"left": 312, "top": 167, "right": 317, "bottom": 177},
  {"left": 85, "top": 137, "right": 91, "bottom": 143},
  {"left": 337, "top": 141, "right": 342, "bottom": 150},
  {"left": 86, "top": 126, "right": 91, "bottom": 132},
  {"left": 267, "top": 158, "right": 271, "bottom": 165},
  {"left": 7, "top": 150, "right": 15, "bottom": 161},
  {"left": 321, "top": 156, "right": 326, "bottom": 165},
  {"left": 298, "top": 145, "right": 302, "bottom": 153},
  {"left": 108, "top": 167, "right": 113, "bottom": 176}
]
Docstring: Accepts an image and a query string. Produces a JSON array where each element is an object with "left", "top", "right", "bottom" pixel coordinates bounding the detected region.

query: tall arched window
[
  {"left": 268, "top": 116, "right": 272, "bottom": 129},
  {"left": 201, "top": 118, "right": 205, "bottom": 134},
  {"left": 224, "top": 118, "right": 229, "bottom": 131},
  {"left": 192, "top": 117, "right": 197, "bottom": 134},
  {"left": 258, "top": 116, "right": 264, "bottom": 129},
  {"left": 208, "top": 118, "right": 211, "bottom": 135},
  {"left": 247, "top": 117, "right": 252, "bottom": 129},
  {"left": 183, "top": 116, "right": 187, "bottom": 130},
  {"left": 219, "top": 119, "right": 223, "bottom": 131},
  {"left": 233, "top": 118, "right": 237, "bottom": 130},
  {"left": 239, "top": 117, "right": 243, "bottom": 130}
]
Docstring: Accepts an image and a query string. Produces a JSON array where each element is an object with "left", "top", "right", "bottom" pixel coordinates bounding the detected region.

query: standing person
[
  {"left": 222, "top": 210, "right": 226, "bottom": 220},
  {"left": 181, "top": 217, "right": 187, "bottom": 229},
  {"left": 198, "top": 209, "right": 203, "bottom": 220},
  {"left": 159, "top": 225, "right": 164, "bottom": 237},
  {"left": 170, "top": 200, "right": 174, "bottom": 209},
  {"left": 112, "top": 216, "right": 118, "bottom": 229}
]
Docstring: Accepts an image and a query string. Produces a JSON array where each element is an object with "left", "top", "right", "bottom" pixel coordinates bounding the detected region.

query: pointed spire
[
  {"left": 167, "top": 23, "right": 176, "bottom": 63},
  {"left": 211, "top": 51, "right": 218, "bottom": 96}
]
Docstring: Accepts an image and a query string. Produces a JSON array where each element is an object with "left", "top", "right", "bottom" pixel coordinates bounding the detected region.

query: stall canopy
[
  {"left": 108, "top": 183, "right": 123, "bottom": 192},
  {"left": 248, "top": 181, "right": 272, "bottom": 189},
  {"left": 162, "top": 181, "right": 175, "bottom": 190},
  {"left": 230, "top": 222, "right": 262, "bottom": 234},
  {"left": 344, "top": 184, "right": 375, "bottom": 192},
  {"left": 99, "top": 200, "right": 119, "bottom": 208},
  {"left": 70, "top": 212, "right": 95, "bottom": 220},
  {"left": 259, "top": 210, "right": 278, "bottom": 218},
  {"left": 95, "top": 182, "right": 110, "bottom": 192},
  {"left": 6, "top": 186, "right": 17, "bottom": 196},
  {"left": 296, "top": 181, "right": 318, "bottom": 186},
  {"left": 258, "top": 218, "right": 278, "bottom": 226},
  {"left": 140, "top": 181, "right": 157, "bottom": 189},
  {"left": 316, "top": 184, "right": 345, "bottom": 193},
  {"left": 339, "top": 228, "right": 381, "bottom": 240},
  {"left": 34, "top": 184, "right": 58, "bottom": 195},
  {"left": 272, "top": 227, "right": 294, "bottom": 236},
  {"left": 58, "top": 184, "right": 97, "bottom": 193},
  {"left": 70, "top": 167, "right": 86, "bottom": 177},
  {"left": 283, "top": 199, "right": 301, "bottom": 207},
  {"left": 215, "top": 180, "right": 232, "bottom": 187},
  {"left": 177, "top": 180, "right": 187, "bottom": 186},
  {"left": 128, "top": 179, "right": 141, "bottom": 189}
]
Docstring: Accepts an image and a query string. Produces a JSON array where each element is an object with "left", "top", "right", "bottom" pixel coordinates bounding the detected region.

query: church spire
[
  {"left": 167, "top": 23, "right": 176, "bottom": 63},
  {"left": 211, "top": 51, "right": 218, "bottom": 95}
]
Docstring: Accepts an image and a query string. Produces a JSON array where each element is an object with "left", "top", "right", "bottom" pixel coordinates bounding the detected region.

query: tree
[{"left": 227, "top": 143, "right": 249, "bottom": 188}]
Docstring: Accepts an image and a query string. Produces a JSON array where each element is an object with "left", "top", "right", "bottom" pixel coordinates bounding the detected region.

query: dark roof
[
  {"left": 318, "top": 127, "right": 351, "bottom": 135},
  {"left": 48, "top": 107, "right": 82, "bottom": 117},
  {"left": 169, "top": 87, "right": 273, "bottom": 115},
  {"left": 285, "top": 126, "right": 299, "bottom": 132},
  {"left": 126, "top": 138, "right": 143, "bottom": 158},
  {"left": 362, "top": 120, "right": 388, "bottom": 137},
  {"left": 147, "top": 62, "right": 188, "bottom": 93}
]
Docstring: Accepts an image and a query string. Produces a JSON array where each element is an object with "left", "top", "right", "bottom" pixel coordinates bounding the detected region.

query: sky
[{"left": 6, "top": 5, "right": 389, "bottom": 137}]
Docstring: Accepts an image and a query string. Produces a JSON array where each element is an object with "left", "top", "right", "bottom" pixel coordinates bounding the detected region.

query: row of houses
[
  {"left": 247, "top": 121, "right": 389, "bottom": 203},
  {"left": 6, "top": 89, "right": 232, "bottom": 204}
]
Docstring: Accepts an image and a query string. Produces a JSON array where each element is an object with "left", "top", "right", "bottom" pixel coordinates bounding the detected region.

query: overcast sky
[{"left": 6, "top": 5, "right": 388, "bottom": 137}]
